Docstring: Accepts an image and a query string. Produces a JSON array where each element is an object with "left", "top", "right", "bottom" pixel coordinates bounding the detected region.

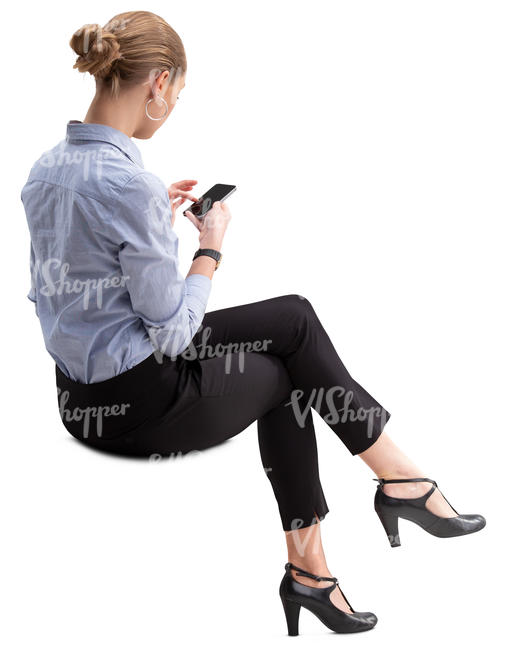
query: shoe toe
[
  {"left": 354, "top": 611, "right": 378, "bottom": 629},
  {"left": 463, "top": 514, "right": 486, "bottom": 531}
]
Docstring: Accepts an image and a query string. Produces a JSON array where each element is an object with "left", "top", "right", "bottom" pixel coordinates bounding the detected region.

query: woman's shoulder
[
  {"left": 117, "top": 168, "right": 168, "bottom": 200},
  {"left": 21, "top": 138, "right": 163, "bottom": 208}
]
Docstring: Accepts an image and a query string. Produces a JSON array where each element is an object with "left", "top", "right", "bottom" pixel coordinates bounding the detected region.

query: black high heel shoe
[
  {"left": 374, "top": 477, "right": 486, "bottom": 547},
  {"left": 279, "top": 562, "right": 377, "bottom": 636}
]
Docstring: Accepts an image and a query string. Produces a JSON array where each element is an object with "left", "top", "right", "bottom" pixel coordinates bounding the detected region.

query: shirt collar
[{"left": 66, "top": 120, "right": 144, "bottom": 168}]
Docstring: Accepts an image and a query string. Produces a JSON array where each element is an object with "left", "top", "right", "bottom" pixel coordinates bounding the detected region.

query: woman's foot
[
  {"left": 280, "top": 562, "right": 378, "bottom": 635},
  {"left": 359, "top": 433, "right": 459, "bottom": 518},
  {"left": 285, "top": 514, "right": 352, "bottom": 614},
  {"left": 288, "top": 563, "right": 352, "bottom": 613},
  {"left": 381, "top": 479, "right": 458, "bottom": 518}
]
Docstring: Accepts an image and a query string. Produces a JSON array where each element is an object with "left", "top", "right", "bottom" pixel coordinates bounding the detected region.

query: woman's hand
[
  {"left": 168, "top": 179, "right": 199, "bottom": 227},
  {"left": 185, "top": 201, "right": 232, "bottom": 251}
]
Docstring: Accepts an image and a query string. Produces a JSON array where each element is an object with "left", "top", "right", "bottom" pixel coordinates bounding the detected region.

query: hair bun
[{"left": 70, "top": 23, "right": 121, "bottom": 78}]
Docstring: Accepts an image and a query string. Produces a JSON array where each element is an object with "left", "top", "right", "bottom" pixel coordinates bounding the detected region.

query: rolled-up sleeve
[{"left": 108, "top": 171, "right": 211, "bottom": 358}]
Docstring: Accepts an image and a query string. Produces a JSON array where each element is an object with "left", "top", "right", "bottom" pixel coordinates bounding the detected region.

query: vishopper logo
[
  {"left": 37, "top": 258, "right": 129, "bottom": 310},
  {"left": 146, "top": 193, "right": 172, "bottom": 236},
  {"left": 285, "top": 386, "right": 387, "bottom": 438},
  {"left": 148, "top": 450, "right": 203, "bottom": 463},
  {"left": 287, "top": 517, "right": 324, "bottom": 555},
  {"left": 39, "top": 143, "right": 126, "bottom": 181},
  {"left": 74, "top": 17, "right": 132, "bottom": 56},
  {"left": 57, "top": 388, "right": 131, "bottom": 439},
  {"left": 103, "top": 16, "right": 132, "bottom": 36},
  {"left": 149, "top": 323, "right": 273, "bottom": 374}
]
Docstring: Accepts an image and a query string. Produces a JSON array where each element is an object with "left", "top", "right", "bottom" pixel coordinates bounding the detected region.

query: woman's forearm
[{"left": 187, "top": 255, "right": 218, "bottom": 280}]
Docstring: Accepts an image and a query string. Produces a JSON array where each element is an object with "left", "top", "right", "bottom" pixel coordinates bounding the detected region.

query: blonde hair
[{"left": 70, "top": 11, "right": 187, "bottom": 97}]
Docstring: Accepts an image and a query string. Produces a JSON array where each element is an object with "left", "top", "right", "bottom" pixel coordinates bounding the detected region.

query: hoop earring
[{"left": 145, "top": 96, "right": 169, "bottom": 121}]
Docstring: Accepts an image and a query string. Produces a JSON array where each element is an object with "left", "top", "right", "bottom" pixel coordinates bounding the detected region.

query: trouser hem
[
  {"left": 347, "top": 408, "right": 391, "bottom": 456},
  {"left": 279, "top": 491, "right": 330, "bottom": 532}
]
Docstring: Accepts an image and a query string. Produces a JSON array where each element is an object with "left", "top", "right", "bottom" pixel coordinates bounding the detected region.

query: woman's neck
[{"left": 83, "top": 89, "right": 141, "bottom": 138}]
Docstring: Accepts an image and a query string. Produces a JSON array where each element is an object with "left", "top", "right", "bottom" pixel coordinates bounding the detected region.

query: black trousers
[{"left": 55, "top": 295, "right": 390, "bottom": 531}]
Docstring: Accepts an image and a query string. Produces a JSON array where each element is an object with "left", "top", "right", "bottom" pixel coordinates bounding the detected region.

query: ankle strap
[
  {"left": 374, "top": 477, "right": 438, "bottom": 488},
  {"left": 374, "top": 477, "right": 459, "bottom": 514},
  {"left": 285, "top": 562, "right": 338, "bottom": 584}
]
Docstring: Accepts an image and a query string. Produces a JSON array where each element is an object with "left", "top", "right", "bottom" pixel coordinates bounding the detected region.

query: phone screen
[{"left": 185, "top": 184, "right": 236, "bottom": 219}]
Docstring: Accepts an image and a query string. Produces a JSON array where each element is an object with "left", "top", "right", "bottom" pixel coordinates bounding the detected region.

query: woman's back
[{"left": 22, "top": 121, "right": 211, "bottom": 383}]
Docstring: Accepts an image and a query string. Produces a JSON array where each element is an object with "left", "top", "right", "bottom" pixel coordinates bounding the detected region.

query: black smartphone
[{"left": 183, "top": 184, "right": 236, "bottom": 220}]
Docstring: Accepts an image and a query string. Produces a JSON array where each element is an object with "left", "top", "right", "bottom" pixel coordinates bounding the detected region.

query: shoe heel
[
  {"left": 281, "top": 597, "right": 301, "bottom": 636},
  {"left": 376, "top": 509, "right": 401, "bottom": 547}
]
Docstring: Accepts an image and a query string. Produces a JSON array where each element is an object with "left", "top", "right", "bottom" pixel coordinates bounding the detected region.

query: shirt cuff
[{"left": 185, "top": 273, "right": 212, "bottom": 310}]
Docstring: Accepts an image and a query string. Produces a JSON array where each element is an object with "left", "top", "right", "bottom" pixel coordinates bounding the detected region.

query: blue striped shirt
[{"left": 21, "top": 121, "right": 211, "bottom": 383}]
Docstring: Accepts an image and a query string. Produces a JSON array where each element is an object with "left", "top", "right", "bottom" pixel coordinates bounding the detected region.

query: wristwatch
[{"left": 193, "top": 248, "right": 223, "bottom": 270}]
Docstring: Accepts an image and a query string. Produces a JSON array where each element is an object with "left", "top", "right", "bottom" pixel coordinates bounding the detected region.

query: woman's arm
[
  {"left": 184, "top": 200, "right": 232, "bottom": 279},
  {"left": 168, "top": 179, "right": 231, "bottom": 281},
  {"left": 188, "top": 255, "right": 217, "bottom": 280},
  {"left": 108, "top": 171, "right": 223, "bottom": 357}
]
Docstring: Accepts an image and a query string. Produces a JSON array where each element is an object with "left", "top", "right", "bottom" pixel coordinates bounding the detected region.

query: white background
[{"left": 2, "top": 1, "right": 511, "bottom": 648}]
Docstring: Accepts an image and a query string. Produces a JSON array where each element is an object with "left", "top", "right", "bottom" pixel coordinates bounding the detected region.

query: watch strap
[{"left": 193, "top": 248, "right": 222, "bottom": 269}]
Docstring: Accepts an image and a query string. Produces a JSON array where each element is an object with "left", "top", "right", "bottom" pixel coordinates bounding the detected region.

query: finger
[
  {"left": 184, "top": 210, "right": 202, "bottom": 231},
  {"left": 177, "top": 191, "right": 200, "bottom": 202},
  {"left": 172, "top": 202, "right": 184, "bottom": 218},
  {"left": 220, "top": 202, "right": 231, "bottom": 217},
  {"left": 172, "top": 196, "right": 187, "bottom": 208},
  {"left": 169, "top": 190, "right": 197, "bottom": 201},
  {"left": 173, "top": 180, "right": 198, "bottom": 189},
  {"left": 171, "top": 190, "right": 199, "bottom": 202}
]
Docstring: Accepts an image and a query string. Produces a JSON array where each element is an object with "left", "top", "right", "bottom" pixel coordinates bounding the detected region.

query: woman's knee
[
  {"left": 275, "top": 293, "right": 317, "bottom": 322},
  {"left": 274, "top": 293, "right": 314, "bottom": 312}
]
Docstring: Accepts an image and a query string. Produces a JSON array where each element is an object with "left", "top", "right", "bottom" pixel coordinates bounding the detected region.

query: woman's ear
[
  {"left": 147, "top": 69, "right": 170, "bottom": 99},
  {"left": 155, "top": 69, "right": 170, "bottom": 95}
]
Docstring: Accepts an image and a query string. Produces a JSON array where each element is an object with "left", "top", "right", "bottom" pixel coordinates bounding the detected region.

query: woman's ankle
[
  {"left": 375, "top": 468, "right": 434, "bottom": 499},
  {"left": 359, "top": 432, "right": 425, "bottom": 480},
  {"left": 382, "top": 480, "right": 433, "bottom": 498},
  {"left": 287, "top": 556, "right": 330, "bottom": 575},
  {"left": 376, "top": 463, "right": 425, "bottom": 481}
]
